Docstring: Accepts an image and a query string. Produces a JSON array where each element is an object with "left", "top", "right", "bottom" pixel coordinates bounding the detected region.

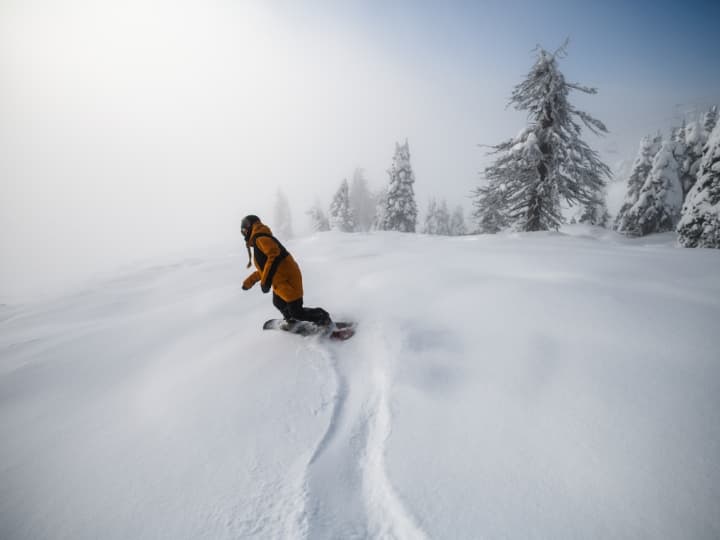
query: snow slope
[{"left": 1, "top": 228, "right": 719, "bottom": 539}]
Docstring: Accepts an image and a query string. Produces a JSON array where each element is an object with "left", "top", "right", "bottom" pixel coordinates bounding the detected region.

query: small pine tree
[
  {"left": 474, "top": 42, "right": 611, "bottom": 232},
  {"left": 449, "top": 205, "right": 467, "bottom": 236},
  {"left": 377, "top": 140, "right": 418, "bottom": 232},
  {"left": 423, "top": 198, "right": 451, "bottom": 235},
  {"left": 273, "top": 189, "right": 293, "bottom": 238},
  {"left": 372, "top": 187, "right": 388, "bottom": 230},
  {"left": 472, "top": 179, "right": 509, "bottom": 234},
  {"left": 349, "top": 168, "right": 375, "bottom": 232},
  {"left": 436, "top": 200, "right": 451, "bottom": 235},
  {"left": 307, "top": 201, "right": 330, "bottom": 232},
  {"left": 578, "top": 187, "right": 610, "bottom": 227},
  {"left": 677, "top": 122, "right": 720, "bottom": 248},
  {"left": 615, "top": 133, "right": 662, "bottom": 232},
  {"left": 621, "top": 140, "right": 683, "bottom": 236},
  {"left": 423, "top": 198, "right": 440, "bottom": 234},
  {"left": 329, "top": 178, "right": 355, "bottom": 232}
]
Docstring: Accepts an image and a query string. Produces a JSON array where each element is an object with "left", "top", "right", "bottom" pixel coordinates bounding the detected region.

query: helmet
[{"left": 241, "top": 215, "right": 260, "bottom": 241}]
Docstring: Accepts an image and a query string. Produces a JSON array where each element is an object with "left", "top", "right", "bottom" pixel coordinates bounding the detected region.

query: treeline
[
  {"left": 469, "top": 42, "right": 718, "bottom": 248},
  {"left": 285, "top": 41, "right": 719, "bottom": 248},
  {"left": 306, "top": 140, "right": 467, "bottom": 236},
  {"left": 614, "top": 107, "right": 719, "bottom": 247}
]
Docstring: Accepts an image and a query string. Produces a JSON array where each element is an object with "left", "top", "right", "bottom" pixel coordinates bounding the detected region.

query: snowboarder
[{"left": 240, "top": 215, "right": 332, "bottom": 327}]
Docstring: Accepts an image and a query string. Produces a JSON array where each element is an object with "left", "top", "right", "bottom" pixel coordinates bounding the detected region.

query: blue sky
[
  {"left": 262, "top": 0, "right": 720, "bottom": 150},
  {"left": 274, "top": 0, "right": 719, "bottom": 99}
]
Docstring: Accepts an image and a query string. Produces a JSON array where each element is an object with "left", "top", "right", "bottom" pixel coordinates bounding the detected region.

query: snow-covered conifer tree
[
  {"left": 273, "top": 189, "right": 293, "bottom": 238},
  {"left": 377, "top": 140, "right": 418, "bottom": 232},
  {"left": 472, "top": 180, "right": 509, "bottom": 234},
  {"left": 578, "top": 186, "right": 610, "bottom": 227},
  {"left": 436, "top": 200, "right": 451, "bottom": 235},
  {"left": 680, "top": 120, "right": 704, "bottom": 197},
  {"left": 615, "top": 133, "right": 662, "bottom": 232},
  {"left": 449, "top": 205, "right": 467, "bottom": 236},
  {"left": 306, "top": 202, "right": 330, "bottom": 232},
  {"left": 474, "top": 42, "right": 611, "bottom": 232},
  {"left": 423, "top": 198, "right": 451, "bottom": 235},
  {"left": 677, "top": 106, "right": 719, "bottom": 198},
  {"left": 672, "top": 121, "right": 694, "bottom": 197},
  {"left": 672, "top": 121, "right": 687, "bottom": 147},
  {"left": 620, "top": 140, "right": 683, "bottom": 236},
  {"left": 703, "top": 105, "right": 718, "bottom": 134},
  {"left": 329, "top": 178, "right": 355, "bottom": 232},
  {"left": 372, "top": 187, "right": 388, "bottom": 231},
  {"left": 423, "top": 198, "right": 439, "bottom": 234},
  {"left": 677, "top": 122, "right": 720, "bottom": 248},
  {"left": 349, "top": 169, "right": 375, "bottom": 232}
]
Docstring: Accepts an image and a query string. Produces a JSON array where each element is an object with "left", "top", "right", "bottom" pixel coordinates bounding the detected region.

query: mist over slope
[{"left": 1, "top": 228, "right": 719, "bottom": 539}]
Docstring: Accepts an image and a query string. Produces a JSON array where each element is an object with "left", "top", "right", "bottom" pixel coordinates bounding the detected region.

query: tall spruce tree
[
  {"left": 620, "top": 140, "right": 683, "bottom": 236},
  {"left": 615, "top": 133, "right": 663, "bottom": 232},
  {"left": 329, "top": 178, "right": 355, "bottom": 232},
  {"left": 677, "top": 121, "right": 720, "bottom": 248},
  {"left": 377, "top": 140, "right": 418, "bottom": 232},
  {"left": 474, "top": 42, "right": 611, "bottom": 232}
]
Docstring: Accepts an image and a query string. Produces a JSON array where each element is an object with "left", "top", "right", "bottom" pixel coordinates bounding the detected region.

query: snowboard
[{"left": 262, "top": 319, "right": 356, "bottom": 341}]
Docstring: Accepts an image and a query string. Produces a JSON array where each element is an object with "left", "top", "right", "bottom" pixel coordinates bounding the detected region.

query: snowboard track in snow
[
  {"left": 298, "top": 331, "right": 428, "bottom": 540},
  {"left": 307, "top": 347, "right": 348, "bottom": 467}
]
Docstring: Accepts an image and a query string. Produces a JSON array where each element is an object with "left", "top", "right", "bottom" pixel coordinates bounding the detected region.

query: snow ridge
[
  {"left": 298, "top": 327, "right": 427, "bottom": 539},
  {"left": 362, "top": 345, "right": 428, "bottom": 540},
  {"left": 307, "top": 345, "right": 348, "bottom": 467}
]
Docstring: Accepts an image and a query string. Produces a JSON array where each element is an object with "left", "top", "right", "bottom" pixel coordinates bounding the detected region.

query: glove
[{"left": 261, "top": 282, "right": 271, "bottom": 294}]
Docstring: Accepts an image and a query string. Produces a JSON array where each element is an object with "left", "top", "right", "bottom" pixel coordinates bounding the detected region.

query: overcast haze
[{"left": 2, "top": 0, "right": 719, "bottom": 302}]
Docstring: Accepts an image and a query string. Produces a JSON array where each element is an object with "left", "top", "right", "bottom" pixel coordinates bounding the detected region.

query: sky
[{"left": 1, "top": 0, "right": 719, "bottom": 301}]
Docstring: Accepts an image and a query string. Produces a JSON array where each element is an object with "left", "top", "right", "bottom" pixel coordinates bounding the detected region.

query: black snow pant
[{"left": 273, "top": 294, "right": 331, "bottom": 326}]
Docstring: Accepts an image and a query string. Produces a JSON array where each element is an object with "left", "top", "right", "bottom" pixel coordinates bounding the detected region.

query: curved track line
[
  {"left": 298, "top": 327, "right": 428, "bottom": 539},
  {"left": 361, "top": 336, "right": 428, "bottom": 540},
  {"left": 307, "top": 350, "right": 348, "bottom": 466}
]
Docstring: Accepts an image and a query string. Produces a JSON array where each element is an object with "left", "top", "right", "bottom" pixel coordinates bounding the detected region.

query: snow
[
  {"left": 678, "top": 122, "right": 720, "bottom": 247},
  {"left": 2, "top": 228, "right": 720, "bottom": 539}
]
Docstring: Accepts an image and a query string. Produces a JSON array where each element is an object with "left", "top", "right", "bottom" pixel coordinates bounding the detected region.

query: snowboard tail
[{"left": 262, "top": 319, "right": 356, "bottom": 340}]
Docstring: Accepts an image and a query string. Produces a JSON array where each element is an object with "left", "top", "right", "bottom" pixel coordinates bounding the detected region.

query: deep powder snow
[{"left": 1, "top": 227, "right": 719, "bottom": 539}]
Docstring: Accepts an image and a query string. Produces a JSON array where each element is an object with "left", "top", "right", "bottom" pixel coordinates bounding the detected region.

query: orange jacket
[{"left": 243, "top": 222, "right": 303, "bottom": 302}]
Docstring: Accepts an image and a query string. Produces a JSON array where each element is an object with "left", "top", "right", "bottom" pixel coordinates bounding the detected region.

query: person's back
[{"left": 240, "top": 215, "right": 330, "bottom": 326}]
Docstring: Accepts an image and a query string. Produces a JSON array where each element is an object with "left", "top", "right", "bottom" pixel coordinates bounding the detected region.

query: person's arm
[{"left": 242, "top": 271, "right": 260, "bottom": 290}]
